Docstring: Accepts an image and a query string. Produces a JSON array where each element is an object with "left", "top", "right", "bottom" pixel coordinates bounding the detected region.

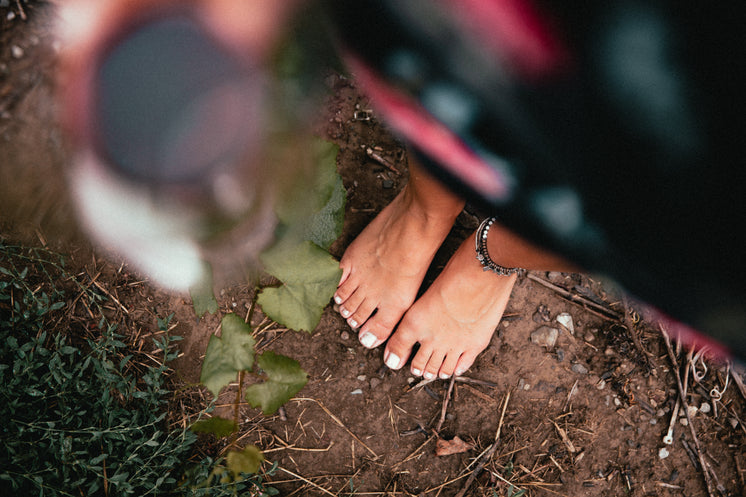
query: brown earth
[{"left": 2, "top": 4, "right": 746, "bottom": 496}]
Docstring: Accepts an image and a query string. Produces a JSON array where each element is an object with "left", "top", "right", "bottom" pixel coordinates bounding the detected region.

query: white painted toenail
[
  {"left": 340, "top": 308, "right": 350, "bottom": 318},
  {"left": 423, "top": 371, "right": 435, "bottom": 380},
  {"left": 385, "top": 353, "right": 401, "bottom": 370},
  {"left": 412, "top": 368, "right": 422, "bottom": 376},
  {"left": 349, "top": 319, "right": 358, "bottom": 329},
  {"left": 439, "top": 372, "right": 451, "bottom": 380},
  {"left": 360, "top": 332, "right": 377, "bottom": 349},
  {"left": 334, "top": 295, "right": 342, "bottom": 305},
  {"left": 455, "top": 367, "right": 466, "bottom": 377}
]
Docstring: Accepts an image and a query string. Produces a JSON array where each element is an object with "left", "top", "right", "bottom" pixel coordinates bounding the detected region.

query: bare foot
[
  {"left": 334, "top": 175, "right": 462, "bottom": 349},
  {"left": 382, "top": 233, "right": 517, "bottom": 379}
]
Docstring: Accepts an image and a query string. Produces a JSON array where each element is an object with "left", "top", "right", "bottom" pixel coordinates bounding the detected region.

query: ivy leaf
[
  {"left": 275, "top": 138, "right": 345, "bottom": 249},
  {"left": 303, "top": 171, "right": 346, "bottom": 250},
  {"left": 245, "top": 351, "right": 308, "bottom": 415},
  {"left": 226, "top": 445, "right": 265, "bottom": 479},
  {"left": 258, "top": 241, "right": 341, "bottom": 332},
  {"left": 190, "top": 417, "right": 238, "bottom": 438},
  {"left": 189, "top": 264, "right": 218, "bottom": 317},
  {"left": 200, "top": 314, "right": 256, "bottom": 397}
]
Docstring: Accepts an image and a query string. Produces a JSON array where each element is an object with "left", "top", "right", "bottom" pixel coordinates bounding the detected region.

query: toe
[
  {"left": 382, "top": 320, "right": 421, "bottom": 371},
  {"left": 338, "top": 287, "right": 365, "bottom": 319},
  {"left": 454, "top": 350, "right": 478, "bottom": 377},
  {"left": 409, "top": 345, "right": 431, "bottom": 377},
  {"left": 438, "top": 352, "right": 461, "bottom": 379},
  {"left": 422, "top": 350, "right": 445, "bottom": 380},
  {"left": 348, "top": 299, "right": 377, "bottom": 331},
  {"left": 334, "top": 271, "right": 358, "bottom": 305},
  {"left": 359, "top": 306, "right": 406, "bottom": 349}
]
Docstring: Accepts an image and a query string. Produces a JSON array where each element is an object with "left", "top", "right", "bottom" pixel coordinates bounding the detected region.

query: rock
[
  {"left": 382, "top": 179, "right": 394, "bottom": 189},
  {"left": 584, "top": 331, "right": 596, "bottom": 342},
  {"left": 350, "top": 388, "right": 363, "bottom": 395},
  {"left": 340, "top": 331, "right": 350, "bottom": 340},
  {"left": 11, "top": 45, "right": 24, "bottom": 59},
  {"left": 659, "top": 447, "right": 670, "bottom": 459},
  {"left": 356, "top": 375, "right": 367, "bottom": 381},
  {"left": 531, "top": 326, "right": 558, "bottom": 348},
  {"left": 571, "top": 363, "right": 589, "bottom": 375},
  {"left": 556, "top": 312, "right": 574, "bottom": 334},
  {"left": 699, "top": 402, "right": 711, "bottom": 414},
  {"left": 369, "top": 378, "right": 381, "bottom": 389},
  {"left": 532, "top": 305, "right": 551, "bottom": 323}
]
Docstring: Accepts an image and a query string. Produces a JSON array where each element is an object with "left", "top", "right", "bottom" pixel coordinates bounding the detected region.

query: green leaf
[
  {"left": 245, "top": 351, "right": 308, "bottom": 415},
  {"left": 189, "top": 264, "right": 218, "bottom": 317},
  {"left": 190, "top": 416, "right": 239, "bottom": 438},
  {"left": 258, "top": 241, "right": 341, "bottom": 332},
  {"left": 200, "top": 314, "right": 256, "bottom": 397},
  {"left": 275, "top": 139, "right": 345, "bottom": 248},
  {"left": 226, "top": 445, "right": 265, "bottom": 478}
]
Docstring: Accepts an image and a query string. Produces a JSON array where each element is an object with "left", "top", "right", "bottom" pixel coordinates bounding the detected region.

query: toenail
[
  {"left": 412, "top": 368, "right": 422, "bottom": 376},
  {"left": 423, "top": 371, "right": 435, "bottom": 380},
  {"left": 455, "top": 367, "right": 466, "bottom": 377},
  {"left": 349, "top": 319, "right": 358, "bottom": 329},
  {"left": 439, "top": 372, "right": 451, "bottom": 380},
  {"left": 334, "top": 295, "right": 342, "bottom": 305},
  {"left": 359, "top": 332, "right": 377, "bottom": 349},
  {"left": 340, "top": 308, "right": 350, "bottom": 318},
  {"left": 385, "top": 353, "right": 401, "bottom": 370}
]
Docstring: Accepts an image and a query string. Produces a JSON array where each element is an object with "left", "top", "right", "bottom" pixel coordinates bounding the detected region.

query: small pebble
[
  {"left": 650, "top": 418, "right": 657, "bottom": 425},
  {"left": 7, "top": 11, "right": 16, "bottom": 20},
  {"left": 571, "top": 363, "right": 589, "bottom": 375},
  {"left": 596, "top": 379, "right": 606, "bottom": 390},
  {"left": 584, "top": 331, "right": 596, "bottom": 342},
  {"left": 11, "top": 45, "right": 24, "bottom": 59},
  {"left": 730, "top": 418, "right": 739, "bottom": 429},
  {"left": 614, "top": 397, "right": 622, "bottom": 406},
  {"left": 659, "top": 447, "right": 670, "bottom": 459},
  {"left": 687, "top": 405, "right": 698, "bottom": 418},
  {"left": 531, "top": 326, "right": 558, "bottom": 348},
  {"left": 699, "top": 402, "right": 711, "bottom": 414},
  {"left": 350, "top": 388, "right": 363, "bottom": 395},
  {"left": 340, "top": 331, "right": 350, "bottom": 340},
  {"left": 356, "top": 375, "right": 367, "bottom": 381},
  {"left": 382, "top": 179, "right": 394, "bottom": 189},
  {"left": 556, "top": 312, "right": 574, "bottom": 334},
  {"left": 680, "top": 418, "right": 688, "bottom": 426},
  {"left": 369, "top": 378, "right": 381, "bottom": 389}
]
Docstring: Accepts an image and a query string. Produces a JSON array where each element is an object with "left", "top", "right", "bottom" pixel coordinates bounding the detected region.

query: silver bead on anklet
[{"left": 475, "top": 217, "right": 525, "bottom": 276}]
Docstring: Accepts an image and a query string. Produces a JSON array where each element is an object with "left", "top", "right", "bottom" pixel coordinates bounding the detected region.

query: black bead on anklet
[{"left": 475, "top": 217, "right": 525, "bottom": 276}]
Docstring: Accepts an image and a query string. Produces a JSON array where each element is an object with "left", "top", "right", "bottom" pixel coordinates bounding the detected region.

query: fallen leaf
[
  {"left": 226, "top": 444, "right": 265, "bottom": 479},
  {"left": 435, "top": 436, "right": 473, "bottom": 456}
]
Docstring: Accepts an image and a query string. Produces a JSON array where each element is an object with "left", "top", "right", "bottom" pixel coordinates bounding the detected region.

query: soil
[{"left": 2, "top": 4, "right": 746, "bottom": 496}]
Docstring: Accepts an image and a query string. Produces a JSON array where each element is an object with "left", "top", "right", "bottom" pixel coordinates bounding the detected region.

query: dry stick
[
  {"left": 527, "top": 274, "right": 621, "bottom": 321},
  {"left": 293, "top": 398, "right": 378, "bottom": 459},
  {"left": 436, "top": 375, "right": 457, "bottom": 433},
  {"left": 274, "top": 465, "right": 337, "bottom": 497},
  {"left": 622, "top": 296, "right": 655, "bottom": 370},
  {"left": 455, "top": 391, "right": 511, "bottom": 497},
  {"left": 660, "top": 325, "right": 716, "bottom": 497}
]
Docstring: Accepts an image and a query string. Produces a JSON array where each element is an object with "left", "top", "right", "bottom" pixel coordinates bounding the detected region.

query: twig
[
  {"left": 660, "top": 325, "right": 716, "bottom": 497},
  {"left": 622, "top": 296, "right": 655, "bottom": 370},
  {"left": 435, "top": 376, "right": 456, "bottom": 433},
  {"left": 366, "top": 147, "right": 400, "bottom": 175},
  {"left": 527, "top": 274, "right": 621, "bottom": 321},
  {"left": 293, "top": 398, "right": 378, "bottom": 459},
  {"left": 455, "top": 391, "right": 511, "bottom": 497},
  {"left": 274, "top": 465, "right": 337, "bottom": 497}
]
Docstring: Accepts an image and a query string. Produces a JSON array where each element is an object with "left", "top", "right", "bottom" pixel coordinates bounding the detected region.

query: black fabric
[{"left": 327, "top": 1, "right": 746, "bottom": 357}]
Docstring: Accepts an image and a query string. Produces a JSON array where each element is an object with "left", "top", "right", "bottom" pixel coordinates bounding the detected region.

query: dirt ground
[{"left": 2, "top": 4, "right": 746, "bottom": 496}]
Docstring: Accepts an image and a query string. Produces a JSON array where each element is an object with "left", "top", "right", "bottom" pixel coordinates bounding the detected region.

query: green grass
[{"left": 0, "top": 241, "right": 276, "bottom": 496}]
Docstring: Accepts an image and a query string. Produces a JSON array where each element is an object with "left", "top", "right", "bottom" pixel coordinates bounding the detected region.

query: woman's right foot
[{"left": 334, "top": 171, "right": 463, "bottom": 349}]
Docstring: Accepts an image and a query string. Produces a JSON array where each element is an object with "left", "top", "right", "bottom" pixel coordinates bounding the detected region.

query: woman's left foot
[{"left": 381, "top": 232, "right": 517, "bottom": 379}]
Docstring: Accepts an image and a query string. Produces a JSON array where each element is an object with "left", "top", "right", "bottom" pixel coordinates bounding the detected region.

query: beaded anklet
[{"left": 475, "top": 217, "right": 525, "bottom": 276}]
